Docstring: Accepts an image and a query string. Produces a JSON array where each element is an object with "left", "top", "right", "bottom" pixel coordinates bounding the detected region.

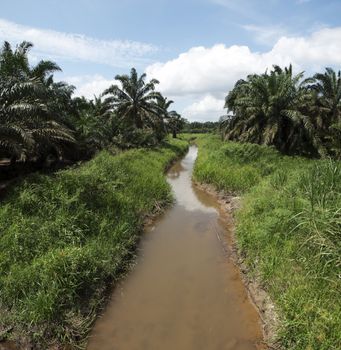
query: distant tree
[
  {"left": 156, "top": 95, "right": 185, "bottom": 138},
  {"left": 71, "top": 95, "right": 116, "bottom": 152},
  {"left": 103, "top": 68, "right": 161, "bottom": 130},
  {"left": 309, "top": 67, "right": 341, "bottom": 158},
  {"left": 183, "top": 121, "right": 219, "bottom": 134},
  {"left": 312, "top": 68, "right": 341, "bottom": 125}
]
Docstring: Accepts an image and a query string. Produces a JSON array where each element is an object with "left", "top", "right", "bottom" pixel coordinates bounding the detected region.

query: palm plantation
[
  {"left": 221, "top": 65, "right": 341, "bottom": 158},
  {"left": 0, "top": 41, "right": 75, "bottom": 165},
  {"left": 311, "top": 68, "right": 341, "bottom": 157},
  {"left": 0, "top": 42, "right": 185, "bottom": 173},
  {"left": 156, "top": 95, "right": 187, "bottom": 138},
  {"left": 103, "top": 68, "right": 161, "bottom": 130},
  {"left": 1, "top": 39, "right": 340, "bottom": 350}
]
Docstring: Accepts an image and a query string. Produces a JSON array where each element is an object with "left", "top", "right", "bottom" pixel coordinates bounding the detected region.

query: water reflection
[{"left": 167, "top": 147, "right": 216, "bottom": 213}]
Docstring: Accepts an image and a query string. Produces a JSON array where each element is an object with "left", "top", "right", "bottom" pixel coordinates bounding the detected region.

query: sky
[{"left": 1, "top": 0, "right": 341, "bottom": 121}]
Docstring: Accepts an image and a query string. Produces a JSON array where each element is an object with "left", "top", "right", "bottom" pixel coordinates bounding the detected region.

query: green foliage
[
  {"left": 103, "top": 68, "right": 161, "bottom": 130},
  {"left": 182, "top": 121, "right": 219, "bottom": 134},
  {"left": 193, "top": 134, "right": 282, "bottom": 192},
  {"left": 0, "top": 41, "right": 76, "bottom": 162},
  {"left": 0, "top": 138, "right": 188, "bottom": 348},
  {"left": 194, "top": 134, "right": 341, "bottom": 350},
  {"left": 0, "top": 41, "right": 185, "bottom": 173},
  {"left": 157, "top": 95, "right": 187, "bottom": 139},
  {"left": 221, "top": 65, "right": 341, "bottom": 158}
]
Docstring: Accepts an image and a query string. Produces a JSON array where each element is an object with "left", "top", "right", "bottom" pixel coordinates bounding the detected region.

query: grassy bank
[
  {"left": 193, "top": 134, "right": 341, "bottom": 350},
  {"left": 0, "top": 138, "right": 188, "bottom": 348}
]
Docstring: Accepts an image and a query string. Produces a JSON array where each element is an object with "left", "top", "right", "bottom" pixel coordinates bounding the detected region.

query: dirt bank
[{"left": 194, "top": 181, "right": 281, "bottom": 350}]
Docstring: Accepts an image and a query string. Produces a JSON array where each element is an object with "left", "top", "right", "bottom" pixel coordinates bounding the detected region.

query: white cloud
[
  {"left": 145, "top": 26, "right": 341, "bottom": 121},
  {"left": 145, "top": 44, "right": 284, "bottom": 97},
  {"left": 182, "top": 95, "right": 225, "bottom": 121},
  {"left": 64, "top": 75, "right": 116, "bottom": 99},
  {"left": 146, "top": 27, "right": 341, "bottom": 97},
  {"left": 242, "top": 24, "right": 292, "bottom": 45},
  {"left": 269, "top": 27, "right": 341, "bottom": 68},
  {"left": 0, "top": 18, "right": 157, "bottom": 67},
  {"left": 48, "top": 25, "right": 341, "bottom": 122}
]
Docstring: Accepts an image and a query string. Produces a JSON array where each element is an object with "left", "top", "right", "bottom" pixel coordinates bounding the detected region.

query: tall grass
[
  {"left": 0, "top": 138, "right": 188, "bottom": 348},
  {"left": 194, "top": 134, "right": 341, "bottom": 350}
]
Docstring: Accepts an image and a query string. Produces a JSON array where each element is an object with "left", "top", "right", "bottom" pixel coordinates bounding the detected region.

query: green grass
[
  {"left": 193, "top": 134, "right": 341, "bottom": 350},
  {"left": 0, "top": 138, "right": 188, "bottom": 348}
]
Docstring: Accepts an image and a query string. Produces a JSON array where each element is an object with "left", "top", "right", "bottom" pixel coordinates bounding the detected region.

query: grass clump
[
  {"left": 0, "top": 138, "right": 188, "bottom": 348},
  {"left": 193, "top": 134, "right": 283, "bottom": 192},
  {"left": 193, "top": 134, "right": 341, "bottom": 350}
]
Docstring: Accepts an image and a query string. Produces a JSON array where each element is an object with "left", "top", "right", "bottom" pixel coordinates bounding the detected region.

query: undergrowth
[
  {"left": 0, "top": 138, "right": 188, "bottom": 348},
  {"left": 193, "top": 134, "right": 341, "bottom": 350}
]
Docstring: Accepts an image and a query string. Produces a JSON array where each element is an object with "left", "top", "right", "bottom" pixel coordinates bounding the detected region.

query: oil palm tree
[
  {"left": 223, "top": 65, "right": 322, "bottom": 155},
  {"left": 0, "top": 78, "right": 75, "bottom": 162},
  {"left": 0, "top": 41, "right": 75, "bottom": 163},
  {"left": 155, "top": 95, "right": 175, "bottom": 138},
  {"left": 312, "top": 68, "right": 341, "bottom": 125},
  {"left": 0, "top": 41, "right": 62, "bottom": 82},
  {"left": 167, "top": 112, "right": 186, "bottom": 138},
  {"left": 103, "top": 68, "right": 161, "bottom": 130},
  {"left": 309, "top": 68, "right": 341, "bottom": 158},
  {"left": 155, "top": 95, "right": 186, "bottom": 138},
  {"left": 72, "top": 95, "right": 116, "bottom": 150}
]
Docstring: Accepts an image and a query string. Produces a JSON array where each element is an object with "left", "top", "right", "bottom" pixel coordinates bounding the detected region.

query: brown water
[{"left": 87, "top": 146, "right": 264, "bottom": 350}]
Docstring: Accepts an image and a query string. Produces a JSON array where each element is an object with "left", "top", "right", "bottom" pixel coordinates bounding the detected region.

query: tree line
[
  {"left": 0, "top": 41, "right": 187, "bottom": 174},
  {"left": 220, "top": 65, "right": 341, "bottom": 159}
]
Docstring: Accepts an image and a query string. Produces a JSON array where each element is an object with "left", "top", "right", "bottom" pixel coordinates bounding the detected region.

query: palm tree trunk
[{"left": 134, "top": 112, "right": 143, "bottom": 129}]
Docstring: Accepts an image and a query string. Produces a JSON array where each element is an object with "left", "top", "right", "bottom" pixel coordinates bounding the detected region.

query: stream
[{"left": 87, "top": 146, "right": 264, "bottom": 350}]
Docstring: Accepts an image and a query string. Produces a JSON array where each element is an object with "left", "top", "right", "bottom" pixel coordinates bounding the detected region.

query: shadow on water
[{"left": 87, "top": 146, "right": 265, "bottom": 350}]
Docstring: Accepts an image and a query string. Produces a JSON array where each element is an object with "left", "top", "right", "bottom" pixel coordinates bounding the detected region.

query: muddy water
[{"left": 87, "top": 146, "right": 264, "bottom": 350}]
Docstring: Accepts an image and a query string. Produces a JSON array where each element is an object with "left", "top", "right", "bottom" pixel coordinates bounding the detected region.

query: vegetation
[
  {"left": 102, "top": 68, "right": 164, "bottom": 147},
  {"left": 0, "top": 41, "right": 75, "bottom": 165},
  {"left": 194, "top": 134, "right": 341, "bottom": 350},
  {"left": 221, "top": 65, "right": 341, "bottom": 158},
  {"left": 196, "top": 64, "right": 341, "bottom": 349},
  {"left": 157, "top": 95, "right": 186, "bottom": 138},
  {"left": 0, "top": 137, "right": 188, "bottom": 348},
  {"left": 0, "top": 40, "right": 190, "bottom": 347},
  {"left": 2, "top": 39, "right": 340, "bottom": 350},
  {"left": 183, "top": 121, "right": 219, "bottom": 134},
  {"left": 0, "top": 41, "right": 187, "bottom": 179}
]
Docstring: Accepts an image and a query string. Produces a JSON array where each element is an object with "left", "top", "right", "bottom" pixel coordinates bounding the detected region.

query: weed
[{"left": 193, "top": 134, "right": 341, "bottom": 350}]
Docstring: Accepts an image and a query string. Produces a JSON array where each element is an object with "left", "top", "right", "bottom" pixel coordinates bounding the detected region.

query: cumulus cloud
[
  {"left": 146, "top": 27, "right": 341, "bottom": 97},
  {"left": 65, "top": 75, "right": 116, "bottom": 98},
  {"left": 182, "top": 95, "right": 225, "bottom": 121},
  {"left": 145, "top": 26, "right": 341, "bottom": 121},
  {"left": 269, "top": 27, "right": 341, "bottom": 68},
  {"left": 0, "top": 18, "right": 157, "bottom": 67},
  {"left": 146, "top": 44, "right": 284, "bottom": 97},
  {"left": 67, "top": 26, "right": 341, "bottom": 122}
]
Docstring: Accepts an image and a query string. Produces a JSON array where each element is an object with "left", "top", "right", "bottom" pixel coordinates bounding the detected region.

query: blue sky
[{"left": 1, "top": 0, "right": 341, "bottom": 121}]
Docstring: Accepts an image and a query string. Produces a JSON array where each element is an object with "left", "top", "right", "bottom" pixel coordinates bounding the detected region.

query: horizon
[{"left": 1, "top": 0, "right": 341, "bottom": 122}]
